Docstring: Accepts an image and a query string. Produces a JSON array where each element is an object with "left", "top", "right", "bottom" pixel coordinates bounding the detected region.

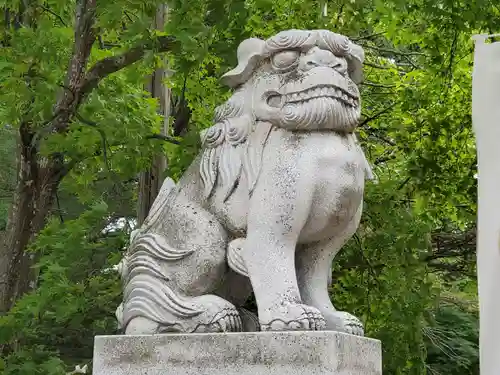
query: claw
[
  {"left": 231, "top": 314, "right": 242, "bottom": 332},
  {"left": 322, "top": 310, "right": 364, "bottom": 336},
  {"left": 229, "top": 315, "right": 236, "bottom": 331},
  {"left": 259, "top": 303, "right": 325, "bottom": 332},
  {"left": 309, "top": 312, "right": 316, "bottom": 331},
  {"left": 298, "top": 317, "right": 310, "bottom": 329}
]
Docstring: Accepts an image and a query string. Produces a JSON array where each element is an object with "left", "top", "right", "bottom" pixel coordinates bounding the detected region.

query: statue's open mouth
[{"left": 267, "top": 84, "right": 359, "bottom": 108}]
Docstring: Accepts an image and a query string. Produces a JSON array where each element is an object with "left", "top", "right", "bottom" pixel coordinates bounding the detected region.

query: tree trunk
[
  {"left": 137, "top": 4, "right": 171, "bottom": 225},
  {"left": 0, "top": 0, "right": 96, "bottom": 313},
  {"left": 0, "top": 0, "right": 178, "bottom": 314},
  {"left": 0, "top": 130, "right": 65, "bottom": 312},
  {"left": 0, "top": 0, "right": 54, "bottom": 313}
]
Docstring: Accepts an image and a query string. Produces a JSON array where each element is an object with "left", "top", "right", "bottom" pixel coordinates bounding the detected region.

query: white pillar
[{"left": 472, "top": 34, "right": 500, "bottom": 375}]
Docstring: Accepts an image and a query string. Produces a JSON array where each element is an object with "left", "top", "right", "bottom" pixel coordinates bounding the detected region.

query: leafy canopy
[{"left": 0, "top": 0, "right": 491, "bottom": 374}]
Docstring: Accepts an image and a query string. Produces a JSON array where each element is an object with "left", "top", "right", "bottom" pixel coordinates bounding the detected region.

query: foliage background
[{"left": 0, "top": 0, "right": 488, "bottom": 374}]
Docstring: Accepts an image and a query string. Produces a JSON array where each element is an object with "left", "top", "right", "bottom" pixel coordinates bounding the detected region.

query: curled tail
[
  {"left": 116, "top": 177, "right": 200, "bottom": 331},
  {"left": 116, "top": 176, "right": 237, "bottom": 333}
]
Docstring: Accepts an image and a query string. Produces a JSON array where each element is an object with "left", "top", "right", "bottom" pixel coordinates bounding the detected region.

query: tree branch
[
  {"left": 80, "top": 35, "right": 178, "bottom": 97},
  {"left": 42, "top": 10, "right": 178, "bottom": 148},
  {"left": 22, "top": 4, "right": 179, "bottom": 182},
  {"left": 364, "top": 61, "right": 391, "bottom": 70},
  {"left": 75, "top": 113, "right": 111, "bottom": 170},
  {"left": 374, "top": 152, "right": 396, "bottom": 165},
  {"left": 361, "top": 44, "right": 426, "bottom": 56},
  {"left": 50, "top": 0, "right": 97, "bottom": 133},
  {"left": 62, "top": 130, "right": 181, "bottom": 174},
  {"left": 146, "top": 133, "right": 181, "bottom": 144},
  {"left": 351, "top": 31, "right": 387, "bottom": 42},
  {"left": 366, "top": 130, "right": 396, "bottom": 146},
  {"left": 38, "top": 5, "right": 67, "bottom": 26},
  {"left": 359, "top": 102, "right": 397, "bottom": 128},
  {"left": 361, "top": 81, "right": 397, "bottom": 89}
]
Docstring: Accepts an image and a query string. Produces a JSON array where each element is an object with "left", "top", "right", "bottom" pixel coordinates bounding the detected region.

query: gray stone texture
[
  {"left": 93, "top": 331, "right": 382, "bottom": 375},
  {"left": 115, "top": 29, "right": 375, "bottom": 337}
]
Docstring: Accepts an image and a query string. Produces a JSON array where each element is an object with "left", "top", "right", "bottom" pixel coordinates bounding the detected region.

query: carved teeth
[{"left": 283, "top": 85, "right": 358, "bottom": 106}]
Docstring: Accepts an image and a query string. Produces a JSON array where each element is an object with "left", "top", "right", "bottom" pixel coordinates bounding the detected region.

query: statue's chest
[{"left": 297, "top": 135, "right": 365, "bottom": 242}]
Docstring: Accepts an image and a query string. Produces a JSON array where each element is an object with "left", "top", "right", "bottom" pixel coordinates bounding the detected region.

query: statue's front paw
[
  {"left": 260, "top": 303, "right": 326, "bottom": 331},
  {"left": 323, "top": 310, "right": 364, "bottom": 336}
]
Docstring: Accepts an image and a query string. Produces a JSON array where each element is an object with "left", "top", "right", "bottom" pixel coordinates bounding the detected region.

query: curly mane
[{"left": 199, "top": 90, "right": 273, "bottom": 202}]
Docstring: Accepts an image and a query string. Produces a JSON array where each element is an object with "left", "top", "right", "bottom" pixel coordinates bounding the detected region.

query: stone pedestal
[{"left": 93, "top": 331, "right": 382, "bottom": 375}]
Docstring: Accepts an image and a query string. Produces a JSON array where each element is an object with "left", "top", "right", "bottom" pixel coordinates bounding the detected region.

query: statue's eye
[{"left": 271, "top": 50, "right": 300, "bottom": 72}]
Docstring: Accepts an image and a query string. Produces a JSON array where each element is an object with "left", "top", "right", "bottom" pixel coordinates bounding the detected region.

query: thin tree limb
[
  {"left": 80, "top": 35, "right": 178, "bottom": 98},
  {"left": 75, "top": 113, "right": 111, "bottom": 171},
  {"left": 55, "top": 190, "right": 64, "bottom": 223},
  {"left": 351, "top": 31, "right": 387, "bottom": 41},
  {"left": 50, "top": 0, "right": 97, "bottom": 133},
  {"left": 38, "top": 4, "right": 67, "bottom": 26},
  {"left": 361, "top": 81, "right": 397, "bottom": 89},
  {"left": 359, "top": 102, "right": 397, "bottom": 128},
  {"left": 146, "top": 133, "right": 180, "bottom": 144},
  {"left": 361, "top": 44, "right": 426, "bottom": 56},
  {"left": 364, "top": 62, "right": 391, "bottom": 70}
]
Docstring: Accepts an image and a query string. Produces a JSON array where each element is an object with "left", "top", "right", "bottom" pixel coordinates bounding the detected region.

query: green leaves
[
  {"left": 424, "top": 302, "right": 479, "bottom": 374},
  {"left": 0, "top": 0, "right": 486, "bottom": 374},
  {"left": 0, "top": 202, "right": 124, "bottom": 374},
  {"left": 0, "top": 348, "right": 66, "bottom": 375},
  {"left": 331, "top": 178, "right": 436, "bottom": 372}
]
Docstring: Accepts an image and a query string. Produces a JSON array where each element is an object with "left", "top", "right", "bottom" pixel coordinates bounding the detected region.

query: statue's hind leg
[
  {"left": 119, "top": 191, "right": 242, "bottom": 334},
  {"left": 215, "top": 268, "right": 259, "bottom": 331},
  {"left": 296, "top": 204, "right": 364, "bottom": 336}
]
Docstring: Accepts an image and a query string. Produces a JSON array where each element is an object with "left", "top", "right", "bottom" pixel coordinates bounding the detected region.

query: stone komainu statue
[{"left": 115, "top": 29, "right": 374, "bottom": 335}]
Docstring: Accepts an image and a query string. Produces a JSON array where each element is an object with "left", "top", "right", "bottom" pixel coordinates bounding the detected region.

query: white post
[{"left": 471, "top": 34, "right": 500, "bottom": 375}]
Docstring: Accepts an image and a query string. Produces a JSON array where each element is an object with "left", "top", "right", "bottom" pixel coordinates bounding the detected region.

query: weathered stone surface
[
  {"left": 115, "top": 29, "right": 376, "bottom": 336},
  {"left": 93, "top": 331, "right": 382, "bottom": 375}
]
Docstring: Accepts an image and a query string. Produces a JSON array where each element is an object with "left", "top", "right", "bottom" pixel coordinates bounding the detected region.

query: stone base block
[{"left": 93, "top": 331, "right": 382, "bottom": 375}]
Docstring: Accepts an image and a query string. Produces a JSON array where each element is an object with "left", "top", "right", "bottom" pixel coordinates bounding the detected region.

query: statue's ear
[
  {"left": 221, "top": 38, "right": 266, "bottom": 88},
  {"left": 347, "top": 43, "right": 364, "bottom": 84}
]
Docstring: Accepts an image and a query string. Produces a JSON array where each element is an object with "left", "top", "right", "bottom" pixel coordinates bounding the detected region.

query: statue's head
[
  {"left": 220, "top": 29, "right": 364, "bottom": 132},
  {"left": 199, "top": 30, "right": 367, "bottom": 201}
]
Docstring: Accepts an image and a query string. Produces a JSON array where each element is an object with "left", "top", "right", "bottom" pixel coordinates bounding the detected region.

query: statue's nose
[{"left": 299, "top": 47, "right": 347, "bottom": 75}]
